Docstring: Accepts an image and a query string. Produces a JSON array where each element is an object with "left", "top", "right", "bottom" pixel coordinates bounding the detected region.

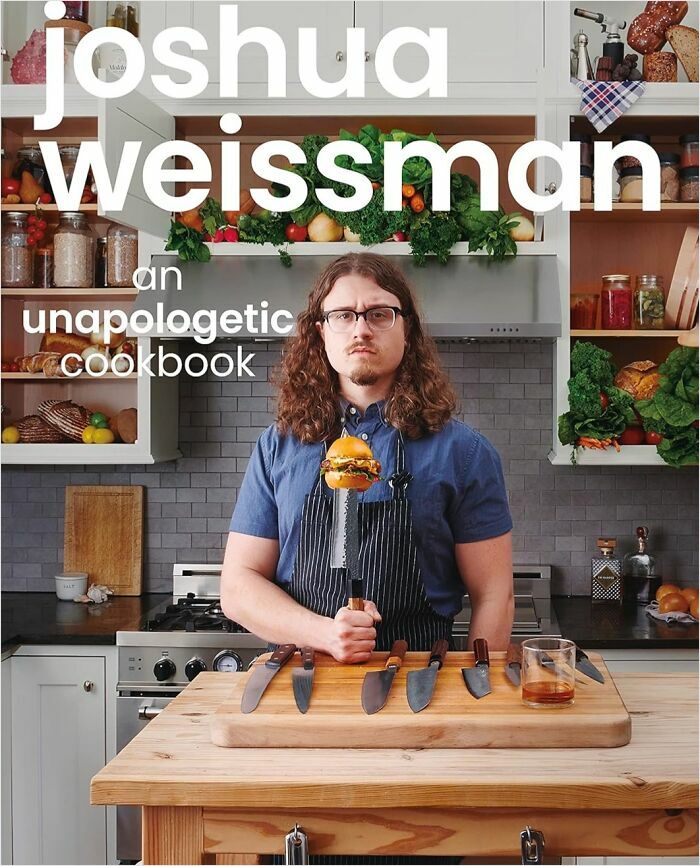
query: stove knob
[
  {"left": 185, "top": 657, "right": 207, "bottom": 681},
  {"left": 153, "top": 657, "right": 176, "bottom": 681}
]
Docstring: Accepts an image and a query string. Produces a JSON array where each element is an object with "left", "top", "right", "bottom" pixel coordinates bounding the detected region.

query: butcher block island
[{"left": 90, "top": 663, "right": 698, "bottom": 864}]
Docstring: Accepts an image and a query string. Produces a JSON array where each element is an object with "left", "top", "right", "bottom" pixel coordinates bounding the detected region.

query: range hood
[{"left": 133, "top": 253, "right": 561, "bottom": 341}]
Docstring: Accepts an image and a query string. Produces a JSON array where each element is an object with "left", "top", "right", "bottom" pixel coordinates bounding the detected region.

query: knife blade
[
  {"left": 361, "top": 639, "right": 408, "bottom": 714},
  {"left": 292, "top": 646, "right": 315, "bottom": 714},
  {"left": 406, "top": 638, "right": 449, "bottom": 713},
  {"left": 240, "top": 644, "right": 296, "bottom": 714},
  {"left": 330, "top": 487, "right": 360, "bottom": 579},
  {"left": 462, "top": 638, "right": 491, "bottom": 699},
  {"left": 505, "top": 642, "right": 522, "bottom": 687},
  {"left": 575, "top": 646, "right": 605, "bottom": 683}
]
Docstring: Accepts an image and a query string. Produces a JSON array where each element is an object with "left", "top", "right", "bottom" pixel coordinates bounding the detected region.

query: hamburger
[{"left": 321, "top": 436, "right": 381, "bottom": 492}]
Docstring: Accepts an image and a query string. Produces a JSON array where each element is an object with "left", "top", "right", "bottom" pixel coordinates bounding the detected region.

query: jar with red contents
[
  {"left": 601, "top": 275, "right": 632, "bottom": 330},
  {"left": 679, "top": 133, "right": 698, "bottom": 169},
  {"left": 62, "top": 1, "right": 89, "bottom": 23}
]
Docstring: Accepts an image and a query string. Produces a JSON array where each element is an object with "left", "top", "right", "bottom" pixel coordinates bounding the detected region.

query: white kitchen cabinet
[
  {"left": 10, "top": 646, "right": 118, "bottom": 866},
  {"left": 2, "top": 655, "right": 13, "bottom": 865}
]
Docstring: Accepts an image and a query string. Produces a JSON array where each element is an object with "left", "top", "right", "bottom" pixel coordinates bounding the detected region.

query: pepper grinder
[
  {"left": 572, "top": 31, "right": 594, "bottom": 81},
  {"left": 591, "top": 537, "right": 623, "bottom": 603}
]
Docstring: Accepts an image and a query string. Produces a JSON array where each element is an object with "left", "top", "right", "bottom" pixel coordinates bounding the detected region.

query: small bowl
[{"left": 55, "top": 572, "right": 88, "bottom": 601}]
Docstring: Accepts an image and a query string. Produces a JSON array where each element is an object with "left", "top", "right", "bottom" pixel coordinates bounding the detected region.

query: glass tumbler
[{"left": 521, "top": 637, "right": 576, "bottom": 708}]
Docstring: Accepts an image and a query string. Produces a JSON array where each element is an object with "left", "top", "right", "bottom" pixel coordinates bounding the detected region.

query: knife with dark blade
[
  {"left": 292, "top": 646, "right": 315, "bottom": 714},
  {"left": 505, "top": 642, "right": 522, "bottom": 687},
  {"left": 406, "top": 638, "right": 449, "bottom": 713},
  {"left": 462, "top": 638, "right": 491, "bottom": 699},
  {"left": 331, "top": 487, "right": 360, "bottom": 579},
  {"left": 575, "top": 646, "right": 605, "bottom": 683},
  {"left": 240, "top": 644, "right": 296, "bottom": 714},
  {"left": 361, "top": 639, "right": 408, "bottom": 714}
]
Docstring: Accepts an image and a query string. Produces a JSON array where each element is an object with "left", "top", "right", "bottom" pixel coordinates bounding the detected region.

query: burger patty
[{"left": 320, "top": 456, "right": 381, "bottom": 480}]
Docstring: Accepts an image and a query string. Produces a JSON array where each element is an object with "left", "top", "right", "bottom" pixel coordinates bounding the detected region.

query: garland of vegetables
[
  {"left": 558, "top": 341, "right": 699, "bottom": 467},
  {"left": 166, "top": 125, "right": 531, "bottom": 267}
]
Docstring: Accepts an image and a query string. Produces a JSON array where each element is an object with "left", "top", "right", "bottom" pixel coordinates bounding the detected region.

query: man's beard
[{"left": 349, "top": 358, "right": 379, "bottom": 386}]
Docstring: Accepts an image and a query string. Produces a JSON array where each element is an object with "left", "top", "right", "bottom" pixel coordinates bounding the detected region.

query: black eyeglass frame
[{"left": 318, "top": 306, "right": 409, "bottom": 329}]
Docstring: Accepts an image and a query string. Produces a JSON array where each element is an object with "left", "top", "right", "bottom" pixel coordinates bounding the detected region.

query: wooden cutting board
[
  {"left": 63, "top": 486, "right": 143, "bottom": 595},
  {"left": 210, "top": 651, "right": 631, "bottom": 749}
]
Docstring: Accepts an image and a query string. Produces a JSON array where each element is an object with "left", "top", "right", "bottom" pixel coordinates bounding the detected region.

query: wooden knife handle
[
  {"left": 267, "top": 644, "right": 297, "bottom": 668},
  {"left": 386, "top": 639, "right": 408, "bottom": 669},
  {"left": 506, "top": 643, "right": 522, "bottom": 666},
  {"left": 473, "top": 638, "right": 489, "bottom": 666},
  {"left": 300, "top": 646, "right": 314, "bottom": 670},
  {"left": 429, "top": 639, "right": 449, "bottom": 668},
  {"left": 347, "top": 577, "right": 364, "bottom": 611}
]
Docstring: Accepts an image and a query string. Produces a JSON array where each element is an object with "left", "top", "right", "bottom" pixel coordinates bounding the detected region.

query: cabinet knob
[
  {"left": 365, "top": 51, "right": 371, "bottom": 62},
  {"left": 336, "top": 50, "right": 344, "bottom": 62},
  {"left": 545, "top": 182, "right": 558, "bottom": 194},
  {"left": 83, "top": 680, "right": 94, "bottom": 692}
]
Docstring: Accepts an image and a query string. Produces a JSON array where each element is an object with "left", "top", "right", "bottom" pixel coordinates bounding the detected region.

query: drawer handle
[{"left": 83, "top": 680, "right": 94, "bottom": 692}]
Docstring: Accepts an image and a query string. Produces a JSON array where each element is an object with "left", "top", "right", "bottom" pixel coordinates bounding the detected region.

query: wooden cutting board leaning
[
  {"left": 209, "top": 650, "right": 631, "bottom": 749},
  {"left": 63, "top": 485, "right": 144, "bottom": 595}
]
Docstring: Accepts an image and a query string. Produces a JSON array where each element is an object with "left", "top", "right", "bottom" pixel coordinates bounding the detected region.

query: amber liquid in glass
[{"left": 522, "top": 680, "right": 574, "bottom": 705}]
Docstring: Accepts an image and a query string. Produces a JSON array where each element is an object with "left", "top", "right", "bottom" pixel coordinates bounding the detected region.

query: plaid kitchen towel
[{"left": 572, "top": 79, "right": 646, "bottom": 132}]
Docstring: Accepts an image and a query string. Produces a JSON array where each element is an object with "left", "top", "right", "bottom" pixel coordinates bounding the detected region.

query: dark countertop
[
  {"left": 553, "top": 596, "right": 699, "bottom": 649},
  {"left": 1, "top": 592, "right": 169, "bottom": 650}
]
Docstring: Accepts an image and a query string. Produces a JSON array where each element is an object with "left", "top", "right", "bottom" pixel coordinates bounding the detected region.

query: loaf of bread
[
  {"left": 39, "top": 329, "right": 91, "bottom": 357},
  {"left": 666, "top": 25, "right": 699, "bottom": 81},
  {"left": 36, "top": 399, "right": 90, "bottom": 442},
  {"left": 628, "top": 2, "right": 688, "bottom": 54},
  {"left": 643, "top": 51, "right": 678, "bottom": 80},
  {"left": 614, "top": 361, "right": 661, "bottom": 400},
  {"left": 14, "top": 415, "right": 68, "bottom": 444}
]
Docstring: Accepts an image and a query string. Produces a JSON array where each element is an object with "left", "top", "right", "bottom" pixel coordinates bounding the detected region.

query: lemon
[
  {"left": 2, "top": 426, "right": 20, "bottom": 444},
  {"left": 93, "top": 428, "right": 115, "bottom": 445},
  {"left": 82, "top": 425, "right": 97, "bottom": 444}
]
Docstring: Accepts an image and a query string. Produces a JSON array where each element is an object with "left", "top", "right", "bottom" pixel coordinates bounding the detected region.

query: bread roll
[
  {"left": 643, "top": 51, "right": 678, "bottom": 81},
  {"left": 40, "top": 329, "right": 92, "bottom": 357},
  {"left": 614, "top": 360, "right": 661, "bottom": 400},
  {"left": 628, "top": 2, "right": 688, "bottom": 54}
]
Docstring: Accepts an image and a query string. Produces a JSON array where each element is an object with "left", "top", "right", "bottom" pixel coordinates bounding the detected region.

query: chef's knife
[
  {"left": 292, "top": 646, "right": 315, "bottom": 714},
  {"left": 330, "top": 487, "right": 360, "bottom": 579},
  {"left": 462, "top": 638, "right": 491, "bottom": 699},
  {"left": 505, "top": 642, "right": 522, "bottom": 687},
  {"left": 240, "top": 644, "right": 296, "bottom": 714},
  {"left": 361, "top": 639, "right": 408, "bottom": 714},
  {"left": 406, "top": 638, "right": 449, "bottom": 713},
  {"left": 575, "top": 646, "right": 605, "bottom": 683}
]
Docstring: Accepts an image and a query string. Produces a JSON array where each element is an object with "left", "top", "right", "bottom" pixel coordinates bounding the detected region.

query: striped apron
[{"left": 287, "top": 429, "right": 454, "bottom": 653}]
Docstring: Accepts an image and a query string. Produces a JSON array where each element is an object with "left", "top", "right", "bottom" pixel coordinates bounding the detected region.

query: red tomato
[
  {"left": 9, "top": 363, "right": 19, "bottom": 373},
  {"left": 36, "top": 219, "right": 47, "bottom": 230},
  {"left": 285, "top": 223, "right": 308, "bottom": 242},
  {"left": 1, "top": 363, "right": 10, "bottom": 373},
  {"left": 1, "top": 178, "right": 20, "bottom": 196},
  {"left": 27, "top": 214, "right": 37, "bottom": 226},
  {"left": 224, "top": 226, "right": 239, "bottom": 242},
  {"left": 645, "top": 430, "right": 664, "bottom": 445},
  {"left": 38, "top": 193, "right": 52, "bottom": 204},
  {"left": 619, "top": 426, "right": 646, "bottom": 445},
  {"left": 599, "top": 392, "right": 609, "bottom": 410}
]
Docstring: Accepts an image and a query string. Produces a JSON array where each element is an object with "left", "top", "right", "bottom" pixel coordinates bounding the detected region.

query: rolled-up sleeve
[
  {"left": 450, "top": 433, "right": 513, "bottom": 543},
  {"left": 229, "top": 430, "right": 279, "bottom": 539}
]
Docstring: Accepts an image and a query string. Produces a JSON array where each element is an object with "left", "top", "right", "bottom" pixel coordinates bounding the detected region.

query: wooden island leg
[{"left": 142, "top": 806, "right": 204, "bottom": 864}]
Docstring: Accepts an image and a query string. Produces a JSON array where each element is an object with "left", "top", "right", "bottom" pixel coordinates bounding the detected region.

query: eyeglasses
[{"left": 320, "top": 306, "right": 407, "bottom": 333}]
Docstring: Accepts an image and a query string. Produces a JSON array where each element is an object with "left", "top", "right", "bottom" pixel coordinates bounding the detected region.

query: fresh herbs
[
  {"left": 237, "top": 212, "right": 289, "bottom": 246},
  {"left": 200, "top": 197, "right": 225, "bottom": 236},
  {"left": 165, "top": 221, "right": 211, "bottom": 262}
]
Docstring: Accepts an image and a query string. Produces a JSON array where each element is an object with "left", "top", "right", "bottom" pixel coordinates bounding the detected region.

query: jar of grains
[
  {"left": 634, "top": 275, "right": 665, "bottom": 330},
  {"left": 106, "top": 223, "right": 138, "bottom": 286},
  {"left": 657, "top": 152, "right": 680, "bottom": 201},
  {"left": 679, "top": 166, "right": 699, "bottom": 203},
  {"left": 601, "top": 275, "right": 632, "bottom": 330},
  {"left": 1, "top": 212, "right": 34, "bottom": 287},
  {"left": 57, "top": 145, "right": 81, "bottom": 185},
  {"left": 618, "top": 166, "right": 644, "bottom": 202},
  {"left": 580, "top": 165, "right": 593, "bottom": 203},
  {"left": 53, "top": 212, "right": 94, "bottom": 287}
]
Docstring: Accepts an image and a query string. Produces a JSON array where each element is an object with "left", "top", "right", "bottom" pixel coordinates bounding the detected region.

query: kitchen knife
[
  {"left": 462, "top": 638, "right": 491, "bottom": 699},
  {"left": 347, "top": 577, "right": 364, "bottom": 612},
  {"left": 292, "top": 646, "right": 315, "bottom": 714},
  {"left": 406, "top": 638, "right": 449, "bottom": 713},
  {"left": 330, "top": 487, "right": 360, "bottom": 580},
  {"left": 505, "top": 642, "right": 522, "bottom": 687},
  {"left": 575, "top": 646, "right": 605, "bottom": 683},
  {"left": 240, "top": 644, "right": 296, "bottom": 714},
  {"left": 361, "top": 639, "right": 408, "bottom": 715}
]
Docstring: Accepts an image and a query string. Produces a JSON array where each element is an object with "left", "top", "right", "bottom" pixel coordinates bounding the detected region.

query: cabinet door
[
  {"left": 357, "top": 1, "right": 544, "bottom": 84},
  {"left": 11, "top": 656, "right": 106, "bottom": 865},
  {"left": 2, "top": 657, "right": 12, "bottom": 866}
]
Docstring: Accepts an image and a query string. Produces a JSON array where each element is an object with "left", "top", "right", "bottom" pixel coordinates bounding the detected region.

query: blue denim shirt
[{"left": 230, "top": 401, "right": 512, "bottom": 618}]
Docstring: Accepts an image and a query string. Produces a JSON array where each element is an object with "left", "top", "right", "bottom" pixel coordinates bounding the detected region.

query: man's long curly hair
[{"left": 274, "top": 253, "right": 458, "bottom": 443}]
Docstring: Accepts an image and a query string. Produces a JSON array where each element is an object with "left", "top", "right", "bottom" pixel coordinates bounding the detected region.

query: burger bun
[{"left": 324, "top": 471, "right": 373, "bottom": 492}]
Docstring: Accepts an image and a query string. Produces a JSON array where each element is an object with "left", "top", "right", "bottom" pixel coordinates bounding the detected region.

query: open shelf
[
  {"left": 1, "top": 204, "right": 98, "bottom": 213},
  {"left": 2, "top": 288, "right": 139, "bottom": 300},
  {"left": 572, "top": 203, "right": 699, "bottom": 224},
  {"left": 571, "top": 330, "right": 686, "bottom": 338},
  {"left": 1, "top": 373, "right": 137, "bottom": 381}
]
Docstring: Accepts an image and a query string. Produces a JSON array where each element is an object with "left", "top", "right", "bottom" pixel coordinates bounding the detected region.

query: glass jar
[
  {"left": 101, "top": 3, "right": 140, "bottom": 76},
  {"left": 106, "top": 224, "right": 138, "bottom": 287},
  {"left": 95, "top": 237, "right": 107, "bottom": 287},
  {"left": 658, "top": 152, "right": 680, "bottom": 202},
  {"left": 35, "top": 246, "right": 54, "bottom": 289},
  {"left": 618, "top": 166, "right": 643, "bottom": 203},
  {"left": 680, "top": 166, "right": 699, "bottom": 203},
  {"left": 570, "top": 293, "right": 598, "bottom": 329},
  {"left": 601, "top": 275, "right": 632, "bottom": 330},
  {"left": 571, "top": 132, "right": 593, "bottom": 169},
  {"left": 53, "top": 212, "right": 94, "bottom": 287},
  {"left": 580, "top": 165, "right": 593, "bottom": 203},
  {"left": 679, "top": 133, "right": 699, "bottom": 169},
  {"left": 57, "top": 145, "right": 81, "bottom": 186},
  {"left": 1, "top": 212, "right": 34, "bottom": 287},
  {"left": 62, "top": 1, "right": 89, "bottom": 22},
  {"left": 12, "top": 145, "right": 50, "bottom": 196},
  {"left": 634, "top": 275, "right": 665, "bottom": 330},
  {"left": 616, "top": 133, "right": 651, "bottom": 171}
]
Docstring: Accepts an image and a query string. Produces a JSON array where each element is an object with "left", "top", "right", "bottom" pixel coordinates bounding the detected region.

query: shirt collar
[{"left": 339, "top": 396, "right": 389, "bottom": 427}]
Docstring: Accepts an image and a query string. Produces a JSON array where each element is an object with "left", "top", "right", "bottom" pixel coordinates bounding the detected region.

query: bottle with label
[
  {"left": 591, "top": 537, "right": 623, "bottom": 604},
  {"left": 100, "top": 3, "right": 139, "bottom": 78},
  {"left": 623, "top": 526, "right": 660, "bottom": 604}
]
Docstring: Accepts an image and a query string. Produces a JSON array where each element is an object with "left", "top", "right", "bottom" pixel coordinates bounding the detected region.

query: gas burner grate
[{"left": 146, "top": 593, "right": 248, "bottom": 633}]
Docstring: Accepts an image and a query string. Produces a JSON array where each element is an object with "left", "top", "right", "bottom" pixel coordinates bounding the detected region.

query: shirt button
[
  {"left": 360, "top": 433, "right": 369, "bottom": 441},
  {"left": 349, "top": 407, "right": 357, "bottom": 415}
]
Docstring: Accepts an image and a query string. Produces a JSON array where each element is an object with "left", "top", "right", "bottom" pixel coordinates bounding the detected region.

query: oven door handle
[{"left": 139, "top": 705, "right": 163, "bottom": 721}]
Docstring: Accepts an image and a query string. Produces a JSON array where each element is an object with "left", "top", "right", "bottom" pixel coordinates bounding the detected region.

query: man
[{"left": 222, "top": 252, "right": 514, "bottom": 659}]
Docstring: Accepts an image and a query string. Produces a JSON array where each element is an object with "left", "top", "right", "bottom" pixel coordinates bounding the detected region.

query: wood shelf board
[
  {"left": 1, "top": 204, "right": 98, "bottom": 213},
  {"left": 1, "top": 373, "right": 137, "bottom": 381},
  {"left": 572, "top": 204, "right": 699, "bottom": 224},
  {"left": 571, "top": 330, "right": 685, "bottom": 338},
  {"left": 2, "top": 289, "right": 139, "bottom": 300}
]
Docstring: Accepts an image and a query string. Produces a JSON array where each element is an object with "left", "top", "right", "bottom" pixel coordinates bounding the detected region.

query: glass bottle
[
  {"left": 106, "top": 224, "right": 138, "bottom": 287},
  {"left": 623, "top": 526, "right": 660, "bottom": 604},
  {"left": 1, "top": 212, "right": 34, "bottom": 287},
  {"left": 53, "top": 212, "right": 94, "bottom": 287},
  {"left": 95, "top": 237, "right": 108, "bottom": 287},
  {"left": 591, "top": 537, "right": 623, "bottom": 604},
  {"left": 634, "top": 275, "right": 665, "bottom": 330},
  {"left": 601, "top": 275, "right": 632, "bottom": 330},
  {"left": 35, "top": 246, "right": 54, "bottom": 289}
]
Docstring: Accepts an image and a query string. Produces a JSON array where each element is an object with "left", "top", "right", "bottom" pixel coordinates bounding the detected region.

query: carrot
[
  {"left": 409, "top": 193, "right": 425, "bottom": 213},
  {"left": 371, "top": 181, "right": 382, "bottom": 190},
  {"left": 612, "top": 439, "right": 621, "bottom": 452},
  {"left": 402, "top": 184, "right": 416, "bottom": 198}
]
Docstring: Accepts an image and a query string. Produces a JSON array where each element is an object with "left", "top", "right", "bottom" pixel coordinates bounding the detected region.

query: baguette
[
  {"left": 666, "top": 25, "right": 699, "bottom": 81},
  {"left": 40, "top": 329, "right": 91, "bottom": 357},
  {"left": 628, "top": 2, "right": 688, "bottom": 54}
]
